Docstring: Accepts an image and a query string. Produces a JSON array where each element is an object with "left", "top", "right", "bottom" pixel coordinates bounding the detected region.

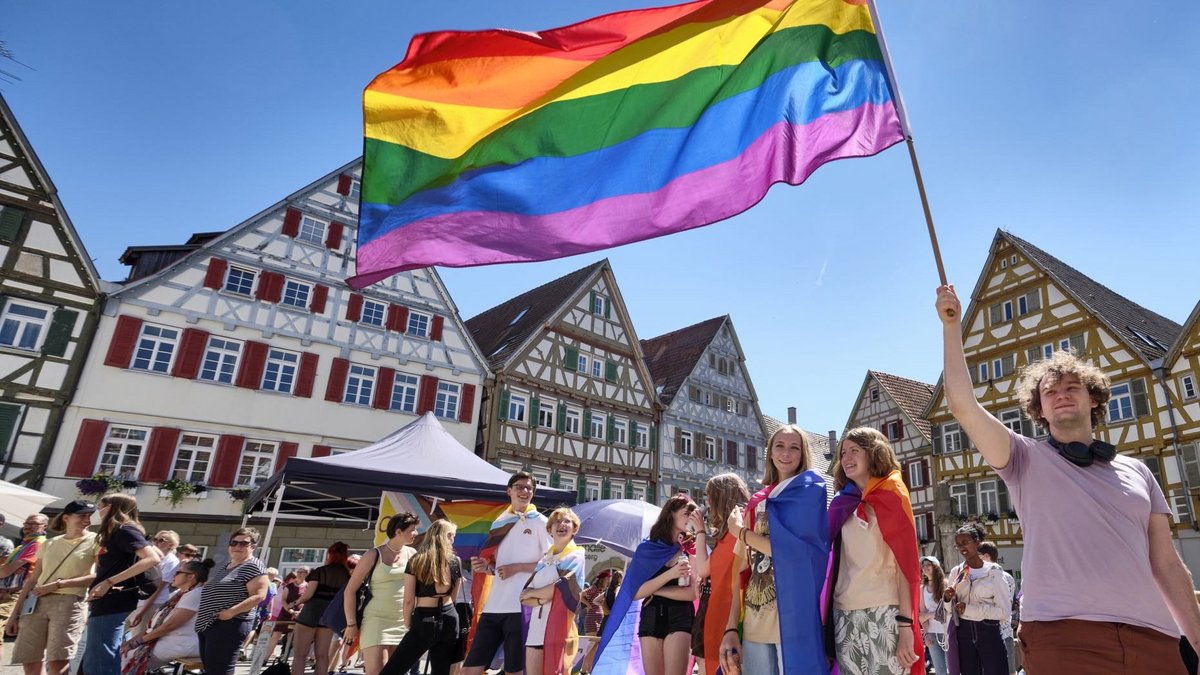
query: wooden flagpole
[{"left": 865, "top": 0, "right": 949, "bottom": 288}]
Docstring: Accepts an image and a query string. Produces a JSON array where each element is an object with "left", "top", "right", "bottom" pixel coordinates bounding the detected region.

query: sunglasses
[
  {"left": 153, "top": 537, "right": 173, "bottom": 543},
  {"left": 228, "top": 540, "right": 254, "bottom": 548}
]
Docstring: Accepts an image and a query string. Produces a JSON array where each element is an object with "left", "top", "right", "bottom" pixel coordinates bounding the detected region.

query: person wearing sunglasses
[
  {"left": 195, "top": 528, "right": 269, "bottom": 675},
  {"left": 127, "top": 530, "right": 181, "bottom": 638},
  {"left": 120, "top": 559, "right": 214, "bottom": 673}
]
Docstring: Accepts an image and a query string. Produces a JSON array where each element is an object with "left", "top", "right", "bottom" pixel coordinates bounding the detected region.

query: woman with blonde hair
[
  {"left": 344, "top": 512, "right": 420, "bottom": 675},
  {"left": 692, "top": 473, "right": 750, "bottom": 675},
  {"left": 720, "top": 425, "right": 829, "bottom": 675},
  {"left": 380, "top": 519, "right": 463, "bottom": 675},
  {"left": 520, "top": 507, "right": 586, "bottom": 675},
  {"left": 826, "top": 427, "right": 923, "bottom": 675},
  {"left": 83, "top": 494, "right": 163, "bottom": 674}
]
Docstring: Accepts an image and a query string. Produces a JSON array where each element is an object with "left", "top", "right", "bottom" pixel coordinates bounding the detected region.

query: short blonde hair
[
  {"left": 154, "top": 530, "right": 180, "bottom": 548},
  {"left": 546, "top": 507, "right": 580, "bottom": 533},
  {"left": 763, "top": 424, "right": 812, "bottom": 485},
  {"left": 832, "top": 427, "right": 901, "bottom": 491},
  {"left": 1017, "top": 349, "right": 1111, "bottom": 430}
]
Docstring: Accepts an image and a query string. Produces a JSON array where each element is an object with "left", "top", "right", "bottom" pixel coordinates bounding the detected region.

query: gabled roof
[
  {"left": 640, "top": 316, "right": 727, "bottom": 405},
  {"left": 870, "top": 370, "right": 935, "bottom": 441},
  {"left": 465, "top": 260, "right": 607, "bottom": 369},
  {"left": 763, "top": 414, "right": 836, "bottom": 502},
  {"left": 1003, "top": 232, "right": 1181, "bottom": 363},
  {"left": 1164, "top": 299, "right": 1200, "bottom": 368}
]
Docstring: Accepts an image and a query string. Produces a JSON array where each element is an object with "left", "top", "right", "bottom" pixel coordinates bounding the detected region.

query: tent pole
[{"left": 259, "top": 484, "right": 286, "bottom": 564}]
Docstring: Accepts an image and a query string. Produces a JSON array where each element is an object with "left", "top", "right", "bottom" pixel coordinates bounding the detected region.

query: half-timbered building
[
  {"left": 466, "top": 260, "right": 659, "bottom": 503},
  {"left": 0, "top": 95, "right": 102, "bottom": 488},
  {"left": 641, "top": 316, "right": 767, "bottom": 503},
  {"left": 844, "top": 371, "right": 936, "bottom": 552},
  {"left": 926, "top": 230, "right": 1182, "bottom": 576},
  {"left": 43, "top": 159, "right": 489, "bottom": 561},
  {"left": 1162, "top": 300, "right": 1200, "bottom": 568}
]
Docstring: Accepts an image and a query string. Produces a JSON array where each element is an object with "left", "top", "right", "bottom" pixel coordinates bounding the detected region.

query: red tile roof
[
  {"left": 870, "top": 371, "right": 935, "bottom": 441},
  {"left": 640, "top": 316, "right": 727, "bottom": 405}
]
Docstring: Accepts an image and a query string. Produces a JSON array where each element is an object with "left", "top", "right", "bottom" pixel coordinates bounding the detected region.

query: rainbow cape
[
  {"left": 527, "top": 542, "right": 586, "bottom": 675},
  {"left": 702, "top": 533, "right": 737, "bottom": 675},
  {"left": 592, "top": 538, "right": 679, "bottom": 675},
  {"left": 825, "top": 470, "right": 924, "bottom": 675},
  {"left": 468, "top": 504, "right": 547, "bottom": 650},
  {"left": 352, "top": 0, "right": 904, "bottom": 286},
  {"left": 440, "top": 499, "right": 508, "bottom": 562}
]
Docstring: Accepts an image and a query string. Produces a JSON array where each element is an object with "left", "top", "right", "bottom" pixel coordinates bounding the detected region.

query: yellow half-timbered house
[{"left": 1162, "top": 301, "right": 1200, "bottom": 567}]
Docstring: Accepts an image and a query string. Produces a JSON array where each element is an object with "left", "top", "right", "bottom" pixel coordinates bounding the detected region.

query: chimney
[
  {"left": 827, "top": 430, "right": 837, "bottom": 461},
  {"left": 787, "top": 407, "right": 797, "bottom": 424}
]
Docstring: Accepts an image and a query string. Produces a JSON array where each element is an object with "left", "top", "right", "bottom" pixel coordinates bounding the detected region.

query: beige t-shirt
[
  {"left": 36, "top": 532, "right": 99, "bottom": 597},
  {"left": 833, "top": 505, "right": 900, "bottom": 611},
  {"left": 734, "top": 500, "right": 780, "bottom": 644}
]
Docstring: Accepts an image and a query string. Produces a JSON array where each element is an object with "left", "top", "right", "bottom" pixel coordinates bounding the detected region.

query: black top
[
  {"left": 645, "top": 564, "right": 691, "bottom": 608},
  {"left": 307, "top": 563, "right": 351, "bottom": 601},
  {"left": 407, "top": 556, "right": 462, "bottom": 598},
  {"left": 89, "top": 524, "right": 150, "bottom": 616}
]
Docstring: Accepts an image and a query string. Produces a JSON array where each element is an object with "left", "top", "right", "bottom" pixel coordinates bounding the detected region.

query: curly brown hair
[
  {"left": 1016, "top": 349, "right": 1110, "bottom": 430},
  {"left": 832, "top": 427, "right": 901, "bottom": 491}
]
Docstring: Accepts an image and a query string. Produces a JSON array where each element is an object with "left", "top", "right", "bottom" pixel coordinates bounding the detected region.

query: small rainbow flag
[{"left": 351, "top": 0, "right": 903, "bottom": 287}]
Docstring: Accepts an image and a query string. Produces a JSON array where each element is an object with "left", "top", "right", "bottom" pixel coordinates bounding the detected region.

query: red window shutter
[
  {"left": 336, "top": 174, "right": 352, "bottom": 196},
  {"left": 925, "top": 513, "right": 935, "bottom": 540},
  {"left": 254, "top": 272, "right": 274, "bottom": 302},
  {"left": 210, "top": 435, "right": 245, "bottom": 488},
  {"left": 311, "top": 444, "right": 332, "bottom": 458},
  {"left": 65, "top": 419, "right": 108, "bottom": 478},
  {"left": 417, "top": 375, "right": 439, "bottom": 414},
  {"left": 275, "top": 441, "right": 298, "bottom": 472},
  {"left": 430, "top": 315, "right": 445, "bottom": 341},
  {"left": 235, "top": 341, "right": 269, "bottom": 389},
  {"left": 726, "top": 439, "right": 738, "bottom": 465},
  {"left": 325, "top": 222, "right": 344, "bottom": 250},
  {"left": 310, "top": 284, "right": 329, "bottom": 314},
  {"left": 374, "top": 367, "right": 396, "bottom": 410},
  {"left": 295, "top": 352, "right": 319, "bottom": 398},
  {"left": 923, "top": 458, "right": 932, "bottom": 486},
  {"left": 104, "top": 315, "right": 143, "bottom": 368},
  {"left": 139, "top": 427, "right": 181, "bottom": 482},
  {"left": 325, "top": 358, "right": 350, "bottom": 402},
  {"left": 346, "top": 294, "right": 363, "bottom": 322},
  {"left": 170, "top": 328, "right": 209, "bottom": 379},
  {"left": 387, "top": 304, "right": 409, "bottom": 332},
  {"left": 203, "top": 258, "right": 227, "bottom": 290},
  {"left": 458, "top": 384, "right": 476, "bottom": 423},
  {"left": 282, "top": 208, "right": 301, "bottom": 237}
]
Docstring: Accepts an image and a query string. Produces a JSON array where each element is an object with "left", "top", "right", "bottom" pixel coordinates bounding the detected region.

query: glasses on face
[
  {"left": 174, "top": 570, "right": 194, "bottom": 577},
  {"left": 228, "top": 540, "right": 254, "bottom": 548},
  {"left": 154, "top": 537, "right": 172, "bottom": 544},
  {"left": 511, "top": 483, "right": 535, "bottom": 492}
]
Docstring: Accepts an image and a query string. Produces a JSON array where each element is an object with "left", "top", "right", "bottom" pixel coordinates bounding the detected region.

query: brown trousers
[{"left": 1019, "top": 619, "right": 1186, "bottom": 675}]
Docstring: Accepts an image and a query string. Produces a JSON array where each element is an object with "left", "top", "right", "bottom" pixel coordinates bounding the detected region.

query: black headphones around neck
[{"left": 1047, "top": 435, "right": 1116, "bottom": 467}]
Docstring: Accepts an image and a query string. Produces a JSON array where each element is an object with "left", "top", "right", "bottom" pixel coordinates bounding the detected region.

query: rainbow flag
[
  {"left": 533, "top": 543, "right": 587, "bottom": 675},
  {"left": 439, "top": 499, "right": 508, "bottom": 561},
  {"left": 351, "top": 0, "right": 903, "bottom": 287}
]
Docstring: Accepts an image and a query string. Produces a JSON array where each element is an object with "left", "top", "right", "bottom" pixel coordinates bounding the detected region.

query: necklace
[{"left": 385, "top": 541, "right": 405, "bottom": 565}]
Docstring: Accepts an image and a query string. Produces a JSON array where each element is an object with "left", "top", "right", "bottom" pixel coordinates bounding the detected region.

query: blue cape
[
  {"left": 593, "top": 538, "right": 679, "bottom": 675},
  {"left": 767, "top": 470, "right": 831, "bottom": 675}
]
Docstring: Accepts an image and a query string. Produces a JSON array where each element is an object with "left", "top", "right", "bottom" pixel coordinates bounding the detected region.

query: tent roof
[{"left": 246, "top": 413, "right": 575, "bottom": 522}]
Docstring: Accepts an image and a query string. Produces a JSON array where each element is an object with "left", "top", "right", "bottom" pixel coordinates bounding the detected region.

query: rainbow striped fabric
[{"left": 351, "top": 0, "right": 903, "bottom": 286}]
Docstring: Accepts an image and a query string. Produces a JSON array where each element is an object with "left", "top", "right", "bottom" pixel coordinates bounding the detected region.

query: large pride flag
[{"left": 351, "top": 0, "right": 904, "bottom": 287}]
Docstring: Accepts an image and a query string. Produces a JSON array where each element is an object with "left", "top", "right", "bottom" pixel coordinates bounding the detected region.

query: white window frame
[
  {"left": 680, "top": 431, "right": 694, "bottom": 456},
  {"left": 576, "top": 354, "right": 588, "bottom": 374},
  {"left": 98, "top": 425, "right": 148, "bottom": 477},
  {"left": 1182, "top": 374, "right": 1197, "bottom": 401},
  {"left": 348, "top": 178, "right": 361, "bottom": 201},
  {"left": 236, "top": 440, "right": 277, "bottom": 487},
  {"left": 131, "top": 324, "right": 179, "bottom": 374},
  {"left": 585, "top": 478, "right": 601, "bottom": 502},
  {"left": 978, "top": 479, "right": 999, "bottom": 516},
  {"left": 704, "top": 436, "right": 717, "bottom": 461},
  {"left": 609, "top": 479, "right": 625, "bottom": 499},
  {"left": 261, "top": 348, "right": 298, "bottom": 394},
  {"left": 198, "top": 336, "right": 241, "bottom": 384},
  {"left": 277, "top": 547, "right": 326, "bottom": 577},
  {"left": 280, "top": 279, "right": 312, "bottom": 310},
  {"left": 390, "top": 373, "right": 420, "bottom": 413},
  {"left": 0, "top": 299, "right": 51, "bottom": 352},
  {"left": 915, "top": 514, "right": 929, "bottom": 541},
  {"left": 635, "top": 424, "right": 649, "bottom": 450},
  {"left": 508, "top": 394, "right": 527, "bottom": 423},
  {"left": 565, "top": 408, "right": 581, "bottom": 436},
  {"left": 558, "top": 473, "right": 577, "bottom": 494},
  {"left": 171, "top": 433, "right": 215, "bottom": 483},
  {"left": 703, "top": 391, "right": 713, "bottom": 407},
  {"left": 885, "top": 420, "right": 903, "bottom": 442},
  {"left": 590, "top": 412, "right": 605, "bottom": 440},
  {"left": 591, "top": 295, "right": 607, "bottom": 316},
  {"left": 992, "top": 358, "right": 1004, "bottom": 378},
  {"left": 978, "top": 363, "right": 990, "bottom": 382},
  {"left": 591, "top": 359, "right": 602, "bottom": 379},
  {"left": 870, "top": 388, "right": 880, "bottom": 402},
  {"left": 1173, "top": 494, "right": 1193, "bottom": 525},
  {"left": 406, "top": 311, "right": 431, "bottom": 338},
  {"left": 942, "top": 422, "right": 964, "bottom": 453},
  {"left": 1003, "top": 300, "right": 1013, "bottom": 322},
  {"left": 296, "top": 215, "right": 327, "bottom": 246},
  {"left": 630, "top": 483, "right": 647, "bottom": 502},
  {"left": 434, "top": 381, "right": 460, "bottom": 419},
  {"left": 612, "top": 419, "right": 627, "bottom": 446},
  {"left": 538, "top": 402, "right": 556, "bottom": 429},
  {"left": 1018, "top": 295, "right": 1028, "bottom": 316},
  {"left": 999, "top": 409, "right": 1023, "bottom": 434},
  {"left": 361, "top": 299, "right": 387, "bottom": 327},
  {"left": 222, "top": 266, "right": 256, "bottom": 296},
  {"left": 949, "top": 483, "right": 969, "bottom": 517},
  {"left": 343, "top": 364, "right": 376, "bottom": 406},
  {"left": 1108, "top": 383, "right": 1135, "bottom": 422},
  {"left": 532, "top": 469, "right": 551, "bottom": 488},
  {"left": 906, "top": 461, "right": 924, "bottom": 488}
]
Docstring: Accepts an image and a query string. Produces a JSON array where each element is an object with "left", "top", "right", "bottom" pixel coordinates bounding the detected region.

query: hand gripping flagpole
[{"left": 866, "top": 0, "right": 950, "bottom": 290}]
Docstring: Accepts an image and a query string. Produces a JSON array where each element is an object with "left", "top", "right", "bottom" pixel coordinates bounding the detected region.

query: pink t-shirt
[{"left": 997, "top": 430, "right": 1177, "bottom": 636}]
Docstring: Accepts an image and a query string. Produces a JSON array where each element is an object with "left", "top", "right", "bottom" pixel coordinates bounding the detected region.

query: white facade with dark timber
[
  {"left": 44, "top": 158, "right": 489, "bottom": 528},
  {"left": 0, "top": 95, "right": 102, "bottom": 488},
  {"left": 467, "top": 261, "right": 659, "bottom": 503},
  {"left": 642, "top": 316, "right": 766, "bottom": 504}
]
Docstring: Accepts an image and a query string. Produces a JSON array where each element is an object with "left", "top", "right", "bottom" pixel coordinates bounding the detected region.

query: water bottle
[{"left": 677, "top": 552, "right": 690, "bottom": 586}]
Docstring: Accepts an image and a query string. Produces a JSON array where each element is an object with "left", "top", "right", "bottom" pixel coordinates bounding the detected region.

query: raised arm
[{"left": 937, "top": 284, "right": 1012, "bottom": 469}]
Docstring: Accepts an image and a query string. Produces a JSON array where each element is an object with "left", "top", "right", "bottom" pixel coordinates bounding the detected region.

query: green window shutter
[
  {"left": 650, "top": 425, "right": 657, "bottom": 451},
  {"left": 931, "top": 424, "right": 942, "bottom": 454},
  {"left": 550, "top": 470, "right": 561, "bottom": 488},
  {"left": 42, "top": 308, "right": 79, "bottom": 357},
  {"left": 607, "top": 416, "right": 615, "bottom": 443},
  {"left": 1131, "top": 379, "right": 1150, "bottom": 417},
  {"left": 1068, "top": 333, "right": 1085, "bottom": 355},
  {"left": 589, "top": 291, "right": 598, "bottom": 314},
  {"left": 605, "top": 360, "right": 617, "bottom": 383},
  {"left": 601, "top": 478, "right": 611, "bottom": 500},
  {"left": 604, "top": 297, "right": 611, "bottom": 319},
  {"left": 497, "top": 388, "right": 510, "bottom": 420},
  {"left": 0, "top": 206, "right": 25, "bottom": 243},
  {"left": 583, "top": 410, "right": 592, "bottom": 438},
  {"left": 529, "top": 396, "right": 540, "bottom": 428},
  {"left": 564, "top": 346, "right": 579, "bottom": 370},
  {"left": 625, "top": 482, "right": 633, "bottom": 499},
  {"left": 0, "top": 403, "right": 21, "bottom": 462},
  {"left": 647, "top": 483, "right": 655, "bottom": 503},
  {"left": 556, "top": 402, "right": 567, "bottom": 434},
  {"left": 630, "top": 423, "right": 639, "bottom": 449},
  {"left": 577, "top": 479, "right": 587, "bottom": 503}
]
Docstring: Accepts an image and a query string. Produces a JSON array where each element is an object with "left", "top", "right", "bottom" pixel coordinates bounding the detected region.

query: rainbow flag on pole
[{"left": 350, "top": 0, "right": 903, "bottom": 287}]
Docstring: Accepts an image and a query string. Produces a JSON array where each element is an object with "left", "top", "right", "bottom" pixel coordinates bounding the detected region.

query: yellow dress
[{"left": 360, "top": 545, "right": 415, "bottom": 649}]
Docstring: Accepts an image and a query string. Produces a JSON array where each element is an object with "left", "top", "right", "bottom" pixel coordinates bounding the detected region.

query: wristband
[
  {"left": 895, "top": 614, "right": 913, "bottom": 625},
  {"left": 724, "top": 628, "right": 739, "bottom": 636}
]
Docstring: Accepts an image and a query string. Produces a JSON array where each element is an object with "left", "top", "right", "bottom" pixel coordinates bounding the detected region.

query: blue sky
[{"left": 4, "top": 1, "right": 1198, "bottom": 437}]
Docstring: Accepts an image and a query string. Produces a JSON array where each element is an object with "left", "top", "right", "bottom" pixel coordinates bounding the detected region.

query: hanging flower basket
[
  {"left": 160, "top": 478, "right": 202, "bottom": 507},
  {"left": 76, "top": 473, "right": 136, "bottom": 497},
  {"left": 228, "top": 487, "right": 254, "bottom": 502}
]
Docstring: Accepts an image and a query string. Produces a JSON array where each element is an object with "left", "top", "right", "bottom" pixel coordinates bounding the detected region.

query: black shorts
[
  {"left": 638, "top": 598, "right": 694, "bottom": 639},
  {"left": 462, "top": 612, "right": 524, "bottom": 672}
]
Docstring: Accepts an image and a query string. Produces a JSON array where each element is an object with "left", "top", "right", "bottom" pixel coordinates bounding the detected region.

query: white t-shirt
[
  {"left": 151, "top": 552, "right": 180, "bottom": 606},
  {"left": 922, "top": 587, "right": 946, "bottom": 634},
  {"left": 525, "top": 560, "right": 561, "bottom": 646},
  {"left": 151, "top": 588, "right": 201, "bottom": 660},
  {"left": 483, "top": 511, "right": 551, "bottom": 614}
]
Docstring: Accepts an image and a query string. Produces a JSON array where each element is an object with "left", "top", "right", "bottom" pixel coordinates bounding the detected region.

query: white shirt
[
  {"left": 151, "top": 588, "right": 201, "bottom": 659},
  {"left": 151, "top": 552, "right": 180, "bottom": 605},
  {"left": 483, "top": 511, "right": 551, "bottom": 614}
]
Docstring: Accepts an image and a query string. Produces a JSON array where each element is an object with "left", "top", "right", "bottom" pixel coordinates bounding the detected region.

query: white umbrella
[
  {"left": 0, "top": 479, "right": 59, "bottom": 527},
  {"left": 572, "top": 499, "right": 661, "bottom": 557}
]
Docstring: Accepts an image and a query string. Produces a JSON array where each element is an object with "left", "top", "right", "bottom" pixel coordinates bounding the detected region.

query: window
[
  {"left": 390, "top": 373, "right": 419, "bottom": 412},
  {"left": 223, "top": 267, "right": 256, "bottom": 296},
  {"left": 171, "top": 433, "right": 215, "bottom": 483},
  {"left": 949, "top": 483, "right": 969, "bottom": 516},
  {"left": 531, "top": 469, "right": 551, "bottom": 488},
  {"left": 590, "top": 413, "right": 605, "bottom": 440},
  {"left": 992, "top": 358, "right": 1003, "bottom": 379},
  {"left": 586, "top": 479, "right": 601, "bottom": 502},
  {"left": 942, "top": 422, "right": 964, "bottom": 453},
  {"left": 630, "top": 483, "right": 647, "bottom": 502},
  {"left": 132, "top": 324, "right": 179, "bottom": 373},
  {"left": 1182, "top": 375, "right": 1197, "bottom": 401},
  {"left": 978, "top": 362, "right": 990, "bottom": 382},
  {"left": 508, "top": 394, "right": 527, "bottom": 423},
  {"left": 999, "top": 409, "right": 1023, "bottom": 434},
  {"left": 434, "top": 381, "right": 460, "bottom": 419},
  {"left": 609, "top": 479, "right": 625, "bottom": 499},
  {"left": 1004, "top": 300, "right": 1013, "bottom": 321},
  {"left": 343, "top": 364, "right": 376, "bottom": 405},
  {"left": 361, "top": 299, "right": 386, "bottom": 327},
  {"left": 704, "top": 436, "right": 716, "bottom": 461},
  {"left": 613, "top": 419, "right": 627, "bottom": 446},
  {"left": 1000, "top": 258, "right": 1008, "bottom": 270},
  {"left": 297, "top": 215, "right": 326, "bottom": 246},
  {"left": 915, "top": 514, "right": 929, "bottom": 541},
  {"left": 261, "top": 348, "right": 298, "bottom": 394},
  {"left": 635, "top": 424, "right": 649, "bottom": 449},
  {"left": 1018, "top": 290, "right": 1041, "bottom": 316},
  {"left": 725, "top": 397, "right": 735, "bottom": 413},
  {"left": 591, "top": 359, "right": 602, "bottom": 379},
  {"left": 591, "top": 295, "right": 608, "bottom": 315},
  {"left": 281, "top": 279, "right": 311, "bottom": 309},
  {"left": 1173, "top": 494, "right": 1193, "bottom": 525},
  {"left": 884, "top": 420, "right": 903, "bottom": 442},
  {"left": 199, "top": 337, "right": 241, "bottom": 384},
  {"left": 348, "top": 178, "right": 361, "bottom": 201},
  {"left": 98, "top": 426, "right": 147, "bottom": 476},
  {"left": 406, "top": 312, "right": 430, "bottom": 338},
  {"left": 538, "top": 402, "right": 556, "bottom": 429},
  {"left": 576, "top": 355, "right": 588, "bottom": 373},
  {"left": 277, "top": 547, "right": 327, "bottom": 576},
  {"left": 703, "top": 391, "right": 713, "bottom": 407},
  {"left": 565, "top": 408, "right": 581, "bottom": 436},
  {"left": 236, "top": 441, "right": 276, "bottom": 486},
  {"left": 978, "top": 479, "right": 999, "bottom": 516},
  {"left": 559, "top": 473, "right": 577, "bottom": 494},
  {"left": 680, "top": 431, "right": 694, "bottom": 456},
  {"left": 906, "top": 461, "right": 924, "bottom": 488},
  {"left": 1181, "top": 443, "right": 1200, "bottom": 488},
  {"left": 0, "top": 300, "right": 49, "bottom": 351},
  {"left": 870, "top": 388, "right": 880, "bottom": 402},
  {"left": 988, "top": 301, "right": 1014, "bottom": 325},
  {"left": 1108, "top": 383, "right": 1134, "bottom": 422}
]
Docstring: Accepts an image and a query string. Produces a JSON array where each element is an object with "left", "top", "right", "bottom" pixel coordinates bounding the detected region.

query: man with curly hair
[{"left": 936, "top": 284, "right": 1200, "bottom": 675}]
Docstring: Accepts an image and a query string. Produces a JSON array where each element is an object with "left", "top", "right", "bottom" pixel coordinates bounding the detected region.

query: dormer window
[{"left": 297, "top": 215, "right": 327, "bottom": 246}]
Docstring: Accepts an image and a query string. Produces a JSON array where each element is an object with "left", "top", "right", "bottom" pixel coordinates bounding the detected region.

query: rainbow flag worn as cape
[
  {"left": 527, "top": 542, "right": 586, "bottom": 675},
  {"left": 352, "top": 0, "right": 904, "bottom": 287},
  {"left": 440, "top": 500, "right": 508, "bottom": 562},
  {"left": 468, "top": 504, "right": 546, "bottom": 649},
  {"left": 592, "top": 538, "right": 679, "bottom": 675},
  {"left": 702, "top": 533, "right": 737, "bottom": 675},
  {"left": 825, "top": 470, "right": 924, "bottom": 675}
]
